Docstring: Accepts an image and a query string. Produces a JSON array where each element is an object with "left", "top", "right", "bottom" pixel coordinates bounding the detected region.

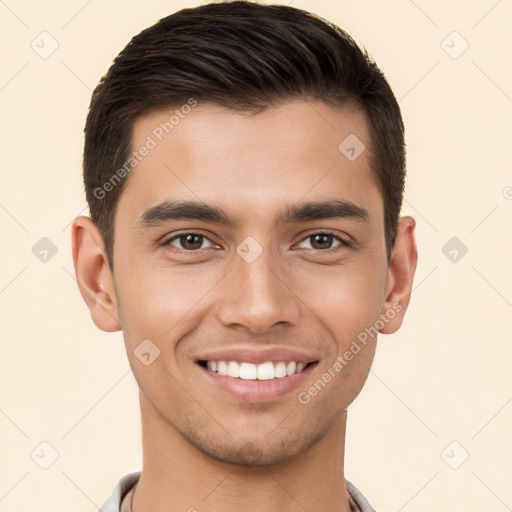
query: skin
[{"left": 72, "top": 99, "right": 417, "bottom": 512}]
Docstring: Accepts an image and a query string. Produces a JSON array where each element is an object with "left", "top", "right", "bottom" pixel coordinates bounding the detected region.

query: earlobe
[
  {"left": 71, "top": 215, "right": 121, "bottom": 332},
  {"left": 379, "top": 216, "right": 418, "bottom": 335}
]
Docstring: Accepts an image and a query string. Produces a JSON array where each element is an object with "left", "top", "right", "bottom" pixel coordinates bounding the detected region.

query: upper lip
[{"left": 195, "top": 346, "right": 320, "bottom": 365}]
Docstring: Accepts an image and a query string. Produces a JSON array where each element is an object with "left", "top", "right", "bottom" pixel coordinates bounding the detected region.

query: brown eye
[
  {"left": 297, "top": 232, "right": 349, "bottom": 251},
  {"left": 165, "top": 233, "right": 214, "bottom": 251},
  {"left": 310, "top": 234, "right": 334, "bottom": 250}
]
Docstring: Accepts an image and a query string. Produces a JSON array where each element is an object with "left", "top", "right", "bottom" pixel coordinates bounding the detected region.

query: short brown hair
[{"left": 83, "top": 0, "right": 406, "bottom": 271}]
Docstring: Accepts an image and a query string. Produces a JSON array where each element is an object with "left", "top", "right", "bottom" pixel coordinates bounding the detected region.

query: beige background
[{"left": 1, "top": 1, "right": 511, "bottom": 511}]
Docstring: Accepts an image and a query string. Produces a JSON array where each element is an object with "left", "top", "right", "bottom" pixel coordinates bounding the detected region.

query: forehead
[{"left": 117, "top": 99, "right": 382, "bottom": 228}]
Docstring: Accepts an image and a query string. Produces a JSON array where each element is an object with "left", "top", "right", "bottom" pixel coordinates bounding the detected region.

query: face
[{"left": 102, "top": 100, "right": 396, "bottom": 465}]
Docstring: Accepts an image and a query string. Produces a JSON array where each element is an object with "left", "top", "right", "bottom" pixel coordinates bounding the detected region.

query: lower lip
[{"left": 197, "top": 362, "right": 318, "bottom": 402}]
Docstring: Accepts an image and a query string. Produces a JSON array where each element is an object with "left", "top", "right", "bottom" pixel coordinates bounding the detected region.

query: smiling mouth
[{"left": 197, "top": 360, "right": 319, "bottom": 380}]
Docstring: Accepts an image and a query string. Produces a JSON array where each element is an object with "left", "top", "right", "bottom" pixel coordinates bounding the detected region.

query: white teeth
[
  {"left": 274, "top": 361, "right": 287, "bottom": 378},
  {"left": 286, "top": 361, "right": 296, "bottom": 376},
  {"left": 205, "top": 360, "right": 311, "bottom": 380},
  {"left": 257, "top": 361, "right": 274, "bottom": 380},
  {"left": 227, "top": 361, "right": 239, "bottom": 378},
  {"left": 217, "top": 361, "right": 228, "bottom": 376},
  {"left": 239, "top": 362, "right": 257, "bottom": 380}
]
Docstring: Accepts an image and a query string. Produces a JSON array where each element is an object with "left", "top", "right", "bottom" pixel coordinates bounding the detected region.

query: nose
[{"left": 216, "top": 245, "right": 300, "bottom": 334}]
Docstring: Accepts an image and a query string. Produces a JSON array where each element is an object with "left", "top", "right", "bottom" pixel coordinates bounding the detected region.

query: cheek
[
  {"left": 288, "top": 260, "right": 385, "bottom": 343},
  {"left": 115, "top": 262, "right": 226, "bottom": 347},
  {"left": 319, "top": 267, "right": 384, "bottom": 398},
  {"left": 299, "top": 268, "right": 382, "bottom": 405}
]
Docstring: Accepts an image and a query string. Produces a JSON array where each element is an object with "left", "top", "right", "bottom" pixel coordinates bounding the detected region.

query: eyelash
[{"left": 161, "top": 230, "right": 351, "bottom": 253}]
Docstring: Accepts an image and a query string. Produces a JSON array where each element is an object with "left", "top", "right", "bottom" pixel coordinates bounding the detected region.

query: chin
[{"left": 186, "top": 427, "right": 326, "bottom": 467}]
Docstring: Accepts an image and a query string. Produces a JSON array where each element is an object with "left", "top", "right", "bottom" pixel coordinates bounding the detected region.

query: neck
[{"left": 132, "top": 391, "right": 353, "bottom": 512}]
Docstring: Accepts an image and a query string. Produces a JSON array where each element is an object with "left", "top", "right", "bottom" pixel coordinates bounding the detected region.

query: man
[{"left": 71, "top": 1, "right": 417, "bottom": 511}]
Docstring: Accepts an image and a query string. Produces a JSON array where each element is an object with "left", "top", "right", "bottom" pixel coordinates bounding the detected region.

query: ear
[
  {"left": 71, "top": 215, "right": 121, "bottom": 332},
  {"left": 379, "top": 215, "right": 418, "bottom": 334}
]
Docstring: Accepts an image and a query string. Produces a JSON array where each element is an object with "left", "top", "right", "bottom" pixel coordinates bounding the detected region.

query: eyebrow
[{"left": 136, "top": 199, "right": 370, "bottom": 229}]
